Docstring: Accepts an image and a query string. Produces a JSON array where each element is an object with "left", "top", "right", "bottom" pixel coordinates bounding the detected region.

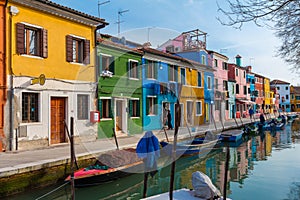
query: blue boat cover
[{"left": 136, "top": 131, "right": 160, "bottom": 174}]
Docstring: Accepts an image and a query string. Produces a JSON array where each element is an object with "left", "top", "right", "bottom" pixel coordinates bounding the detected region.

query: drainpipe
[
  {"left": 94, "top": 24, "right": 105, "bottom": 110},
  {"left": 8, "top": 5, "right": 19, "bottom": 151}
]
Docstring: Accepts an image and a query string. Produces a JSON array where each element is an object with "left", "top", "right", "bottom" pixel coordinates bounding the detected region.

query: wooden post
[
  {"left": 143, "top": 172, "right": 149, "bottom": 198},
  {"left": 112, "top": 128, "right": 119, "bottom": 150},
  {"left": 169, "top": 103, "right": 181, "bottom": 200},
  {"left": 163, "top": 127, "right": 169, "bottom": 142},
  {"left": 70, "top": 117, "right": 75, "bottom": 200},
  {"left": 223, "top": 145, "right": 230, "bottom": 200}
]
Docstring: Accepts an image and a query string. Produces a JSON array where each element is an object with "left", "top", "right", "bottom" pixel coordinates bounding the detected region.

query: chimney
[{"left": 236, "top": 54, "right": 242, "bottom": 67}]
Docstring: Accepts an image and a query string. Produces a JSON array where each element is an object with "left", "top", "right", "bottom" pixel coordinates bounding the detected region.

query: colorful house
[
  {"left": 97, "top": 39, "right": 143, "bottom": 138},
  {"left": 290, "top": 86, "right": 300, "bottom": 112},
  {"left": 245, "top": 66, "right": 256, "bottom": 110},
  {"left": 270, "top": 79, "right": 291, "bottom": 112},
  {"left": 228, "top": 55, "right": 249, "bottom": 118},
  {"left": 227, "top": 78, "right": 236, "bottom": 119},
  {"left": 263, "top": 77, "right": 272, "bottom": 113},
  {"left": 3, "top": 0, "right": 107, "bottom": 151},
  {"left": 253, "top": 73, "right": 265, "bottom": 113},
  {"left": 208, "top": 50, "right": 229, "bottom": 121},
  {"left": 139, "top": 47, "right": 205, "bottom": 130}
]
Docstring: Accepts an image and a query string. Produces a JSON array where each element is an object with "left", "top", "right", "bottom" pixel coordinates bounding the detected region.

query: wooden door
[
  {"left": 116, "top": 100, "right": 122, "bottom": 131},
  {"left": 51, "top": 97, "right": 66, "bottom": 144}
]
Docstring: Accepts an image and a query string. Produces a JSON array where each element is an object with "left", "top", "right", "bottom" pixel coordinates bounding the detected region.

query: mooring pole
[
  {"left": 223, "top": 145, "right": 230, "bottom": 200},
  {"left": 70, "top": 117, "right": 75, "bottom": 200}
]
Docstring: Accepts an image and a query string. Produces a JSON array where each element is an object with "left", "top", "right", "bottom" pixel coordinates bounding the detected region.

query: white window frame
[
  {"left": 196, "top": 101, "right": 202, "bottom": 116},
  {"left": 128, "top": 59, "right": 139, "bottom": 80}
]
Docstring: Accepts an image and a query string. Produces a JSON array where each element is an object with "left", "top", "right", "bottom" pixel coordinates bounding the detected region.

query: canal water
[{"left": 7, "top": 119, "right": 300, "bottom": 200}]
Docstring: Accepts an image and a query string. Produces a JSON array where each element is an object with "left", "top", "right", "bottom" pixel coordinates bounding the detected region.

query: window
[
  {"left": 146, "top": 60, "right": 157, "bottom": 79},
  {"left": 129, "top": 60, "right": 139, "bottom": 79},
  {"left": 214, "top": 59, "right": 218, "bottom": 68},
  {"left": 100, "top": 54, "right": 114, "bottom": 75},
  {"left": 243, "top": 71, "right": 246, "bottom": 78},
  {"left": 129, "top": 99, "right": 140, "bottom": 117},
  {"left": 297, "top": 104, "right": 300, "bottom": 109},
  {"left": 197, "top": 72, "right": 202, "bottom": 87},
  {"left": 215, "top": 78, "right": 218, "bottom": 89},
  {"left": 146, "top": 96, "right": 157, "bottom": 115},
  {"left": 223, "top": 80, "right": 228, "bottom": 91},
  {"left": 169, "top": 65, "right": 178, "bottom": 82},
  {"left": 77, "top": 95, "right": 89, "bottom": 120},
  {"left": 236, "top": 84, "right": 240, "bottom": 94},
  {"left": 222, "top": 62, "right": 228, "bottom": 70},
  {"left": 196, "top": 101, "right": 202, "bottom": 116},
  {"left": 99, "top": 98, "right": 112, "bottom": 119},
  {"left": 22, "top": 92, "right": 39, "bottom": 123},
  {"left": 286, "top": 86, "right": 288, "bottom": 90},
  {"left": 236, "top": 68, "right": 239, "bottom": 76},
  {"left": 201, "top": 55, "right": 206, "bottom": 65},
  {"left": 180, "top": 68, "right": 186, "bottom": 85},
  {"left": 286, "top": 95, "right": 289, "bottom": 100},
  {"left": 16, "top": 23, "right": 48, "bottom": 58},
  {"left": 244, "top": 86, "right": 247, "bottom": 95},
  {"left": 207, "top": 76, "right": 211, "bottom": 89},
  {"left": 296, "top": 96, "right": 300, "bottom": 100},
  {"left": 277, "top": 87, "right": 280, "bottom": 90},
  {"left": 66, "top": 35, "right": 90, "bottom": 64}
]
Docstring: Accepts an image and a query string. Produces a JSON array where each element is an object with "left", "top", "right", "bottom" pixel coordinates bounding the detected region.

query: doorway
[{"left": 50, "top": 97, "right": 66, "bottom": 144}]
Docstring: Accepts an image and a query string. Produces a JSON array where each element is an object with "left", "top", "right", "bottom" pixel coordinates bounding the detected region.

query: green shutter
[
  {"left": 137, "top": 100, "right": 140, "bottom": 117},
  {"left": 108, "top": 100, "right": 113, "bottom": 118},
  {"left": 99, "top": 99, "right": 102, "bottom": 118},
  {"left": 129, "top": 100, "right": 133, "bottom": 117},
  {"left": 155, "top": 62, "right": 158, "bottom": 79},
  {"left": 175, "top": 66, "right": 178, "bottom": 82},
  {"left": 109, "top": 56, "right": 115, "bottom": 74}
]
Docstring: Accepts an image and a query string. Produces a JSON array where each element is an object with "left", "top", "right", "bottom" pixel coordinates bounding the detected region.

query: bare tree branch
[{"left": 217, "top": 0, "right": 300, "bottom": 71}]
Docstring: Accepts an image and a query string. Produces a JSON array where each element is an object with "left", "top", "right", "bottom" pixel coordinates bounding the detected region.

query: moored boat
[
  {"left": 220, "top": 129, "right": 244, "bottom": 142},
  {"left": 65, "top": 148, "right": 144, "bottom": 187}
]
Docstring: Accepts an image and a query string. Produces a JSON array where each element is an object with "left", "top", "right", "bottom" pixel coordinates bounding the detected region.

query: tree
[{"left": 217, "top": 0, "right": 300, "bottom": 72}]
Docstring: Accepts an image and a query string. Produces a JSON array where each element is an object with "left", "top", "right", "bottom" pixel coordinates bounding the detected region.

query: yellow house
[
  {"left": 3, "top": 0, "right": 107, "bottom": 151},
  {"left": 264, "top": 77, "right": 272, "bottom": 113},
  {"left": 179, "top": 61, "right": 205, "bottom": 128}
]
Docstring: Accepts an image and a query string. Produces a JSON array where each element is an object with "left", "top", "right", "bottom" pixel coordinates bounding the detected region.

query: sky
[{"left": 52, "top": 0, "right": 299, "bottom": 85}]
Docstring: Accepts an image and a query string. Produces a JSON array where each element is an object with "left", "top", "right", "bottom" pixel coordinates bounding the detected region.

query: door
[
  {"left": 116, "top": 100, "right": 123, "bottom": 131},
  {"left": 51, "top": 97, "right": 66, "bottom": 144},
  {"left": 162, "top": 102, "right": 169, "bottom": 127}
]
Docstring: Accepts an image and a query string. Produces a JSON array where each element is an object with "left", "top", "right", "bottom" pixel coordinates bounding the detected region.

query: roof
[
  {"left": 270, "top": 79, "right": 290, "bottom": 85},
  {"left": 12, "top": 0, "right": 108, "bottom": 27},
  {"left": 98, "top": 39, "right": 143, "bottom": 55},
  {"left": 292, "top": 86, "right": 300, "bottom": 94},
  {"left": 207, "top": 50, "right": 229, "bottom": 60}
]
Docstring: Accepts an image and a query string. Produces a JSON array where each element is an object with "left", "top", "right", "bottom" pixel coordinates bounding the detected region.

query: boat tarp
[{"left": 192, "top": 171, "right": 221, "bottom": 199}]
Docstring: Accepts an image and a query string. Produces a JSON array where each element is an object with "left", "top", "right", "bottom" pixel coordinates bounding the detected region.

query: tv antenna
[
  {"left": 116, "top": 9, "right": 129, "bottom": 37},
  {"left": 98, "top": 0, "right": 110, "bottom": 18}
]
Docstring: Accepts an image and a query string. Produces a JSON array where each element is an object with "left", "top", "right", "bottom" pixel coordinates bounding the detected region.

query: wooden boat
[
  {"left": 65, "top": 148, "right": 144, "bottom": 187},
  {"left": 220, "top": 129, "right": 244, "bottom": 142},
  {"left": 160, "top": 137, "right": 220, "bottom": 157}
]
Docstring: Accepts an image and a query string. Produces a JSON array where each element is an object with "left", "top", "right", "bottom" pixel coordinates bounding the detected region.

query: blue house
[
  {"left": 246, "top": 72, "right": 256, "bottom": 111},
  {"left": 140, "top": 47, "right": 180, "bottom": 131}
]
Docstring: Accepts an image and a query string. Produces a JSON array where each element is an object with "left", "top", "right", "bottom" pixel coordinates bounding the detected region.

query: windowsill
[
  {"left": 70, "top": 62, "right": 86, "bottom": 66},
  {"left": 147, "top": 114, "right": 157, "bottom": 116},
  {"left": 130, "top": 117, "right": 140, "bottom": 119},
  {"left": 129, "top": 78, "right": 139, "bottom": 80},
  {"left": 21, "top": 54, "right": 44, "bottom": 59},
  {"left": 100, "top": 118, "right": 112, "bottom": 121},
  {"left": 20, "top": 122, "right": 42, "bottom": 125},
  {"left": 146, "top": 78, "right": 156, "bottom": 80}
]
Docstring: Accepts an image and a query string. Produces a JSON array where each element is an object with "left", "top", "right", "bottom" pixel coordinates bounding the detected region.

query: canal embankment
[{"left": 0, "top": 113, "right": 288, "bottom": 197}]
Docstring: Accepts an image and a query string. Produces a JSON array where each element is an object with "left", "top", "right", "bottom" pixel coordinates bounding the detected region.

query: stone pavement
[{"left": 0, "top": 117, "right": 259, "bottom": 178}]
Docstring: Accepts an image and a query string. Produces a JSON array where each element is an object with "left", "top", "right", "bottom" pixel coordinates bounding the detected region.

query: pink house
[
  {"left": 228, "top": 55, "right": 248, "bottom": 118},
  {"left": 208, "top": 50, "right": 229, "bottom": 121}
]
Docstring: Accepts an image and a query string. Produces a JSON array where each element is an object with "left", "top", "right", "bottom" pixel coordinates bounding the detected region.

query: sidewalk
[{"left": 0, "top": 117, "right": 256, "bottom": 178}]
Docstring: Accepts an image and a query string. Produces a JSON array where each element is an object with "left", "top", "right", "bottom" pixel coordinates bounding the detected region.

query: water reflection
[{"left": 7, "top": 120, "right": 300, "bottom": 200}]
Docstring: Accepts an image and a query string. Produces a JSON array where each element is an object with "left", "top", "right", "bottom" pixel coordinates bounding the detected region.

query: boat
[
  {"left": 243, "top": 123, "right": 259, "bottom": 135},
  {"left": 220, "top": 129, "right": 244, "bottom": 142},
  {"left": 65, "top": 148, "right": 144, "bottom": 187},
  {"left": 160, "top": 137, "right": 220, "bottom": 157},
  {"left": 142, "top": 171, "right": 231, "bottom": 200}
]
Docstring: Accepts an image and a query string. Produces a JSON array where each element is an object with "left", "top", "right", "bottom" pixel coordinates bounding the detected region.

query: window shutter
[
  {"left": 41, "top": 29, "right": 48, "bottom": 58},
  {"left": 175, "top": 66, "right": 178, "bottom": 82},
  {"left": 108, "top": 100, "right": 113, "bottom": 118},
  {"left": 109, "top": 56, "right": 115, "bottom": 74},
  {"left": 16, "top": 23, "right": 25, "bottom": 54},
  {"left": 146, "top": 98, "right": 149, "bottom": 115},
  {"left": 129, "top": 100, "right": 132, "bottom": 117},
  {"left": 137, "top": 100, "right": 140, "bottom": 117},
  {"left": 98, "top": 99, "right": 102, "bottom": 118},
  {"left": 83, "top": 39, "right": 90, "bottom": 65},
  {"left": 154, "top": 62, "right": 158, "bottom": 79},
  {"left": 66, "top": 35, "right": 73, "bottom": 62},
  {"left": 127, "top": 61, "right": 130, "bottom": 78}
]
